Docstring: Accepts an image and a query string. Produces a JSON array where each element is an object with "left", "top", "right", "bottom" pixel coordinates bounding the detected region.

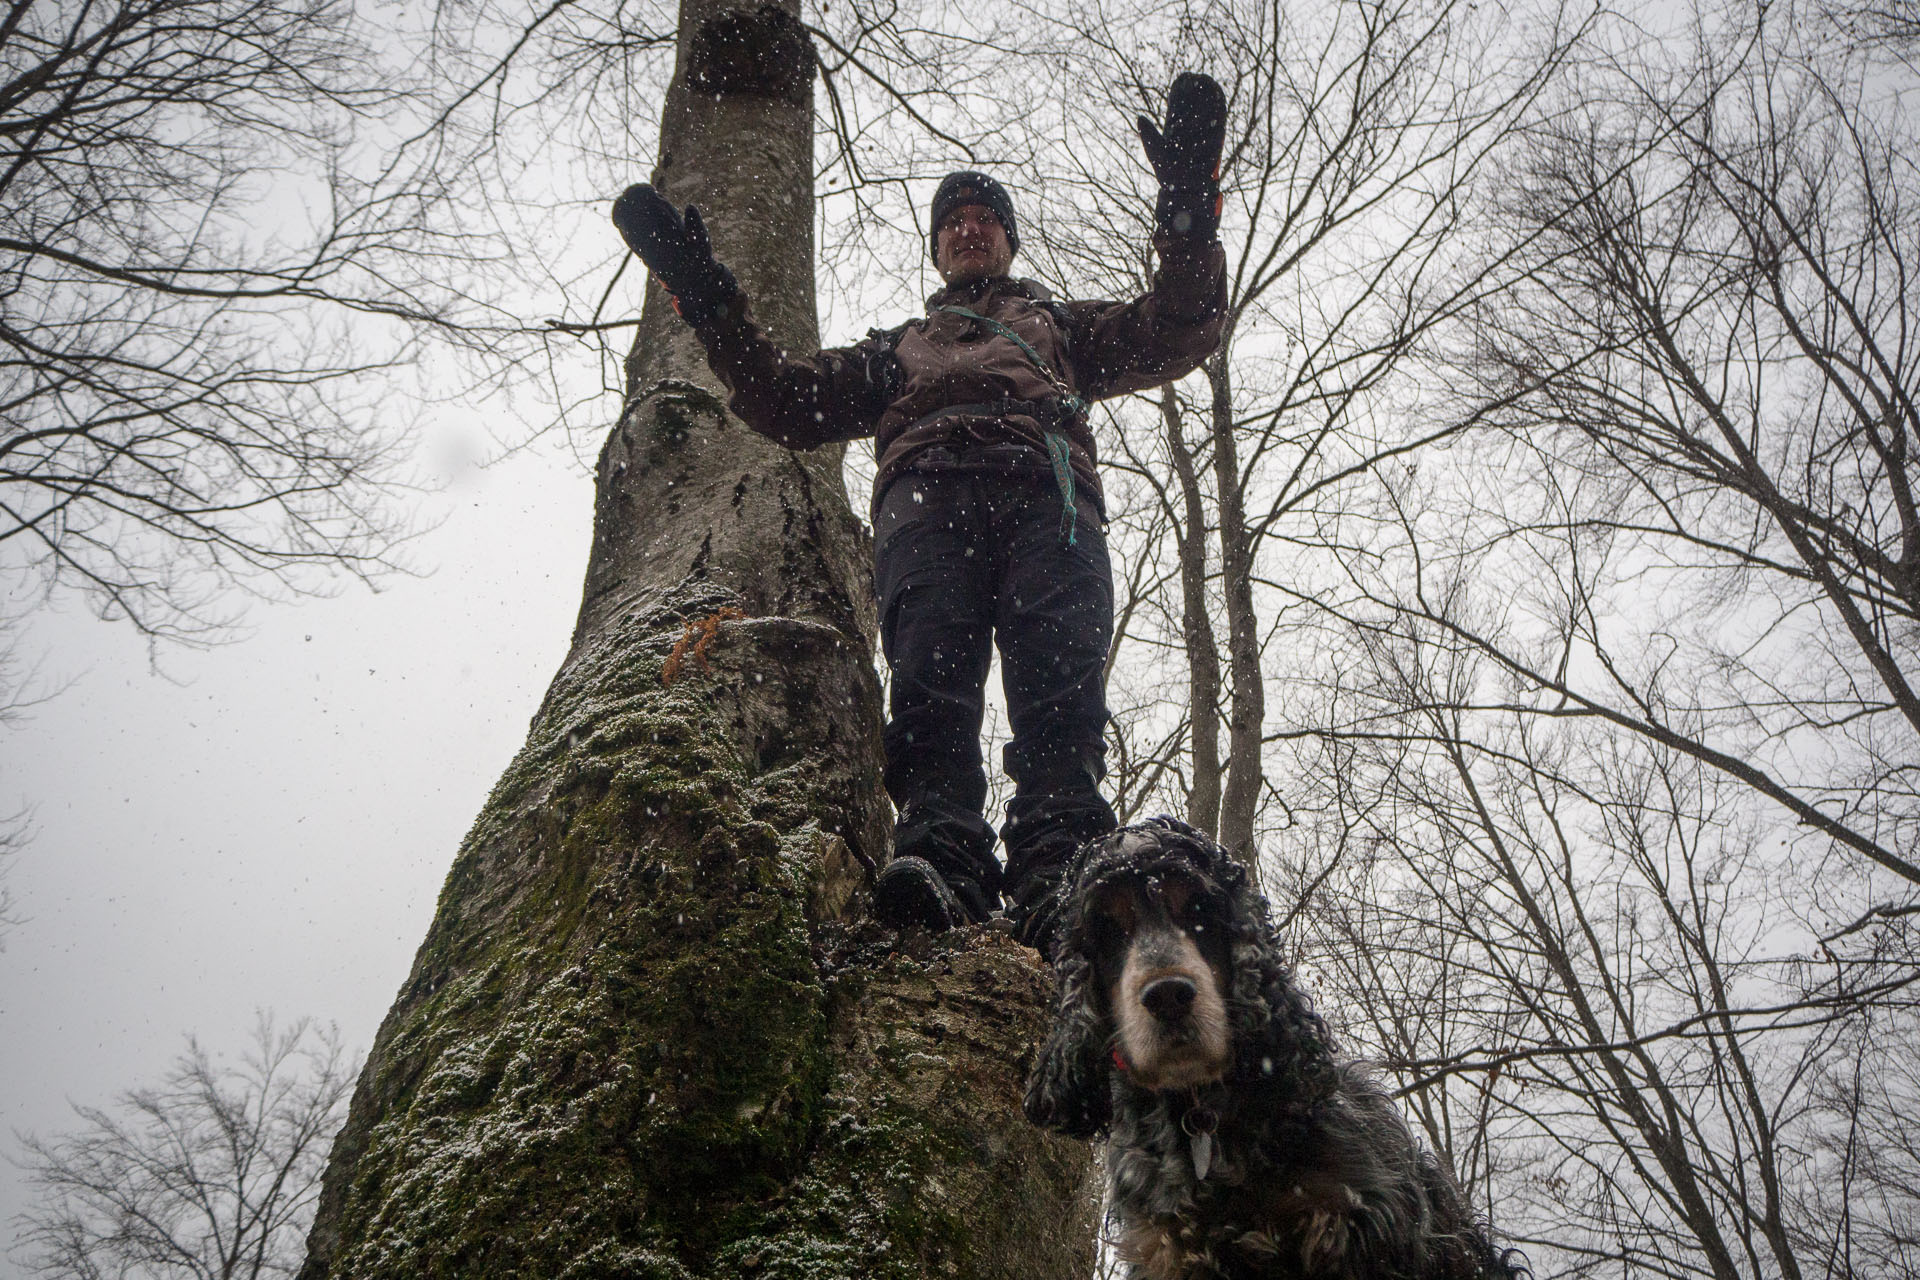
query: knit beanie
[{"left": 928, "top": 171, "right": 1020, "bottom": 262}]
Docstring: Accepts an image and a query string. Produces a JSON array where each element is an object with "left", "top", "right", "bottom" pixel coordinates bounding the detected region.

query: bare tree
[
  {"left": 1429, "top": 0, "right": 1920, "bottom": 888},
  {"left": 12, "top": 1016, "right": 356, "bottom": 1280},
  {"left": 1273, "top": 597, "right": 1920, "bottom": 1278},
  {"left": 0, "top": 0, "right": 519, "bottom": 675},
  {"left": 988, "top": 2, "right": 1920, "bottom": 1275},
  {"left": 1014, "top": 0, "right": 1583, "bottom": 862},
  {"left": 1258, "top": 0, "right": 1920, "bottom": 1273}
]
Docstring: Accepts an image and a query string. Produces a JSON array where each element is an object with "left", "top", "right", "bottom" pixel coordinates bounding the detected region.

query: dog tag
[{"left": 1190, "top": 1129, "right": 1214, "bottom": 1180}]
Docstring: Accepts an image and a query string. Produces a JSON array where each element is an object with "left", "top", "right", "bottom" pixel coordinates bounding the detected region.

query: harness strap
[
  {"left": 934, "top": 303, "right": 1088, "bottom": 545},
  {"left": 906, "top": 399, "right": 1057, "bottom": 428}
]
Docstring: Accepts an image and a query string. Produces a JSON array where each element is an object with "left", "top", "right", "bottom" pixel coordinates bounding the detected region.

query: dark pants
[{"left": 874, "top": 454, "right": 1119, "bottom": 909}]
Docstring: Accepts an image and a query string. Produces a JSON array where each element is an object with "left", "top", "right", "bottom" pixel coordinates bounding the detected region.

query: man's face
[{"left": 935, "top": 204, "right": 1014, "bottom": 285}]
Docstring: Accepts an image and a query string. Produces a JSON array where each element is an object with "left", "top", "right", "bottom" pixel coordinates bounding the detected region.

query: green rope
[{"left": 1044, "top": 430, "right": 1079, "bottom": 546}]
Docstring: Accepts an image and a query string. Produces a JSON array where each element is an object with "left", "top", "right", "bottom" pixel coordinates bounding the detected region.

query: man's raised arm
[
  {"left": 611, "top": 184, "right": 890, "bottom": 450},
  {"left": 1071, "top": 72, "right": 1231, "bottom": 400}
]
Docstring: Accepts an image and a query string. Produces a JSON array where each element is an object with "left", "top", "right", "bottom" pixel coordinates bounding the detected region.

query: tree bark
[{"left": 297, "top": 3, "right": 1095, "bottom": 1275}]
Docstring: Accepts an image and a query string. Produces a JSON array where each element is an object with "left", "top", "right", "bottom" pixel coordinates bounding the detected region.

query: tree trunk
[
  {"left": 1206, "top": 348, "right": 1263, "bottom": 866},
  {"left": 1161, "top": 386, "right": 1221, "bottom": 837},
  {"left": 297, "top": 3, "right": 1095, "bottom": 1276}
]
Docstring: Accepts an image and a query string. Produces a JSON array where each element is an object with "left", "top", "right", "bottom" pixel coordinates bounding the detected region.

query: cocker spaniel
[{"left": 1024, "top": 817, "right": 1527, "bottom": 1280}]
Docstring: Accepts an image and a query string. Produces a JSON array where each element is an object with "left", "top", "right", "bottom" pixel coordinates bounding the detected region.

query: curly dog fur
[{"left": 1024, "top": 817, "right": 1527, "bottom": 1280}]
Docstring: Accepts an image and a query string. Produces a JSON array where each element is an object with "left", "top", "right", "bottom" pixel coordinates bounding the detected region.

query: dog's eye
[
  {"left": 1158, "top": 876, "right": 1201, "bottom": 919},
  {"left": 1088, "top": 912, "right": 1123, "bottom": 949},
  {"left": 1172, "top": 891, "right": 1223, "bottom": 936},
  {"left": 1089, "top": 886, "right": 1139, "bottom": 945}
]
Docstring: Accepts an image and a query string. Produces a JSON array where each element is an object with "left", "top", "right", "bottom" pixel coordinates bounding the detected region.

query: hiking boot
[{"left": 873, "top": 856, "right": 993, "bottom": 931}]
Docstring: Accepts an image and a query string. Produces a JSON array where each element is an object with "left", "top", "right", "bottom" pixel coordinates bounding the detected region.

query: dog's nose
[{"left": 1141, "top": 976, "right": 1197, "bottom": 1023}]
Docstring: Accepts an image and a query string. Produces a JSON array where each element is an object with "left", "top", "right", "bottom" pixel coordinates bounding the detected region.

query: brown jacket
[{"left": 690, "top": 237, "right": 1227, "bottom": 514}]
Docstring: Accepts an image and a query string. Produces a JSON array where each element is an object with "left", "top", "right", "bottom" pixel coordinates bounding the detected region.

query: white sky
[{"left": 0, "top": 417, "right": 596, "bottom": 1253}]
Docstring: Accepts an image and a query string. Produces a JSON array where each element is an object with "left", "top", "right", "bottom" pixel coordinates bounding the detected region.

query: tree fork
[{"left": 297, "top": 2, "right": 1095, "bottom": 1275}]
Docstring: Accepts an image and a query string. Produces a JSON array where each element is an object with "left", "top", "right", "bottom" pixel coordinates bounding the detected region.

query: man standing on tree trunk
[{"left": 613, "top": 74, "right": 1227, "bottom": 954}]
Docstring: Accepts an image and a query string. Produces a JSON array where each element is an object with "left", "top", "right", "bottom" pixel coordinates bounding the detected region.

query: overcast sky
[{"left": 0, "top": 414, "right": 597, "bottom": 1253}]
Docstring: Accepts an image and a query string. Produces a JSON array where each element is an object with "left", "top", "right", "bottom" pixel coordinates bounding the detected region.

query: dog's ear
[
  {"left": 1023, "top": 947, "right": 1114, "bottom": 1138},
  {"left": 1224, "top": 877, "right": 1337, "bottom": 1091}
]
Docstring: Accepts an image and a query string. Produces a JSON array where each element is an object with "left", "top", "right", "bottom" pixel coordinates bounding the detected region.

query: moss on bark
[
  {"left": 302, "top": 598, "right": 1092, "bottom": 1278},
  {"left": 303, "top": 600, "right": 850, "bottom": 1276}
]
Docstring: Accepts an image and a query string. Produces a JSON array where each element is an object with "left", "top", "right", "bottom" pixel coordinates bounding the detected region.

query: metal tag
[{"left": 1190, "top": 1129, "right": 1214, "bottom": 1181}]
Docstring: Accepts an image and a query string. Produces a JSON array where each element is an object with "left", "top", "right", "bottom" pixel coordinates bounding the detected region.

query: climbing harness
[{"left": 933, "top": 303, "right": 1089, "bottom": 546}]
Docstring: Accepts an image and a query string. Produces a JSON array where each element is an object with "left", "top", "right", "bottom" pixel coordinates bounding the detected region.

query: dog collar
[{"left": 1111, "top": 1048, "right": 1130, "bottom": 1072}]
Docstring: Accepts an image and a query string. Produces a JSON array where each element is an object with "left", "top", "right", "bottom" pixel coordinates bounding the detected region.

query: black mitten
[
  {"left": 1136, "top": 72, "right": 1227, "bottom": 239},
  {"left": 611, "top": 183, "right": 741, "bottom": 323}
]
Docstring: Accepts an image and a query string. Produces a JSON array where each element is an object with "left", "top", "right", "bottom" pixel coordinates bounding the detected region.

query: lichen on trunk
[{"left": 297, "top": 1, "right": 1095, "bottom": 1275}]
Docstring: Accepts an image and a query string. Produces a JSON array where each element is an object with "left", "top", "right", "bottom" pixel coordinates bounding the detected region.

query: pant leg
[
  {"left": 873, "top": 469, "right": 1000, "bottom": 892},
  {"left": 989, "top": 474, "right": 1119, "bottom": 894}
]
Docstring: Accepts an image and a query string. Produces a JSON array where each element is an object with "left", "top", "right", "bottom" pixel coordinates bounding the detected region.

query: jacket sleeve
[
  {"left": 1064, "top": 234, "right": 1227, "bottom": 402},
  {"left": 687, "top": 294, "right": 895, "bottom": 450}
]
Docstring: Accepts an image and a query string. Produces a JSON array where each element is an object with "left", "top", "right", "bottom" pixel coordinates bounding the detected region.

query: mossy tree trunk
[{"left": 296, "top": 3, "right": 1096, "bottom": 1276}]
